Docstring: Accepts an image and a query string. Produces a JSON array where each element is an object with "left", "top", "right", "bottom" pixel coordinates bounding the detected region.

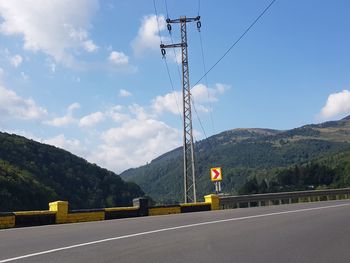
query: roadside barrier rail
[{"left": 219, "top": 188, "right": 350, "bottom": 209}]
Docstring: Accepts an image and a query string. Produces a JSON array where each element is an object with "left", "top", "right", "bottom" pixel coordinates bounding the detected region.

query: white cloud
[
  {"left": 106, "top": 105, "right": 129, "bottom": 122},
  {"left": 0, "top": 67, "right": 4, "bottom": 78},
  {"left": 0, "top": 85, "right": 47, "bottom": 120},
  {"left": 108, "top": 51, "right": 129, "bottom": 65},
  {"left": 68, "top": 102, "right": 81, "bottom": 112},
  {"left": 79, "top": 111, "right": 104, "bottom": 127},
  {"left": 168, "top": 49, "right": 182, "bottom": 64},
  {"left": 90, "top": 117, "right": 180, "bottom": 172},
  {"left": 45, "top": 115, "right": 74, "bottom": 127},
  {"left": 83, "top": 40, "right": 98, "bottom": 52},
  {"left": 152, "top": 90, "right": 182, "bottom": 115},
  {"left": 131, "top": 14, "right": 167, "bottom": 55},
  {"left": 45, "top": 102, "right": 80, "bottom": 127},
  {"left": 119, "top": 89, "right": 132, "bottom": 97},
  {"left": 319, "top": 90, "right": 350, "bottom": 120},
  {"left": 0, "top": 0, "right": 99, "bottom": 65},
  {"left": 152, "top": 83, "right": 230, "bottom": 115},
  {"left": 10, "top": 54, "right": 23, "bottom": 67}
]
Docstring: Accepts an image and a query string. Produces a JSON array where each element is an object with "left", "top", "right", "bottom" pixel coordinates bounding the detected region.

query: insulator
[
  {"left": 196, "top": 21, "right": 201, "bottom": 31},
  {"left": 167, "top": 23, "right": 172, "bottom": 32},
  {"left": 161, "top": 48, "right": 166, "bottom": 58}
]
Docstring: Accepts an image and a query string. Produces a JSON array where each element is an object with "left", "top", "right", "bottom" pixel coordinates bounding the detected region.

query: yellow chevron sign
[{"left": 210, "top": 167, "right": 222, "bottom": 182}]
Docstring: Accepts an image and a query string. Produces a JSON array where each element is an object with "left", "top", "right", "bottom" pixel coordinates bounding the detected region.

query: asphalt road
[{"left": 1, "top": 200, "right": 350, "bottom": 263}]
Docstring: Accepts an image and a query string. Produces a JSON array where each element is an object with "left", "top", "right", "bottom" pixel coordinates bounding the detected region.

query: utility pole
[{"left": 160, "top": 16, "right": 201, "bottom": 203}]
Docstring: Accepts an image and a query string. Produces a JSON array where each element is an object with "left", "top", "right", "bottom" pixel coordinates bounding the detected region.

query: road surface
[{"left": 1, "top": 200, "right": 350, "bottom": 263}]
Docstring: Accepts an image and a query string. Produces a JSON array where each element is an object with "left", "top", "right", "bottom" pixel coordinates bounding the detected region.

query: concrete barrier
[
  {"left": 205, "top": 194, "right": 220, "bottom": 210},
  {"left": 66, "top": 209, "right": 105, "bottom": 223},
  {"left": 14, "top": 211, "right": 56, "bottom": 227},
  {"left": 0, "top": 212, "right": 15, "bottom": 229},
  {"left": 0, "top": 195, "right": 220, "bottom": 229},
  {"left": 180, "top": 202, "right": 211, "bottom": 213},
  {"left": 105, "top": 207, "right": 139, "bottom": 220},
  {"left": 149, "top": 205, "right": 181, "bottom": 216}
]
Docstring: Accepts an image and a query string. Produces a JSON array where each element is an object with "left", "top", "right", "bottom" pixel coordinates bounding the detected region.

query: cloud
[
  {"left": 0, "top": 67, "right": 4, "bottom": 78},
  {"left": 0, "top": 0, "right": 99, "bottom": 65},
  {"left": 83, "top": 40, "right": 98, "bottom": 52},
  {"left": 106, "top": 105, "right": 129, "bottom": 122},
  {"left": 152, "top": 90, "right": 182, "bottom": 115},
  {"left": 45, "top": 115, "right": 74, "bottom": 127},
  {"left": 108, "top": 51, "right": 129, "bottom": 65},
  {"left": 90, "top": 117, "right": 180, "bottom": 172},
  {"left": 79, "top": 111, "right": 104, "bottom": 127},
  {"left": 131, "top": 14, "right": 167, "bottom": 56},
  {"left": 10, "top": 54, "right": 23, "bottom": 67},
  {"left": 45, "top": 102, "right": 80, "bottom": 127},
  {"left": 68, "top": 102, "right": 81, "bottom": 112},
  {"left": 0, "top": 85, "right": 47, "bottom": 120},
  {"left": 152, "top": 83, "right": 230, "bottom": 115},
  {"left": 119, "top": 89, "right": 132, "bottom": 97},
  {"left": 319, "top": 90, "right": 350, "bottom": 120}
]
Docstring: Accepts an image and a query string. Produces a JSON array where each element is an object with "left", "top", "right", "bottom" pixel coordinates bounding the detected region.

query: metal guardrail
[{"left": 219, "top": 188, "right": 350, "bottom": 209}]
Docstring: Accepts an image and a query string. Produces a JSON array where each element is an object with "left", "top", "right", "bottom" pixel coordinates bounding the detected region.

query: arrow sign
[{"left": 210, "top": 167, "right": 222, "bottom": 182}]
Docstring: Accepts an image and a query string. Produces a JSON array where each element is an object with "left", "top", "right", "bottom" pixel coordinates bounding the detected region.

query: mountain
[
  {"left": 121, "top": 116, "right": 350, "bottom": 204},
  {"left": 0, "top": 132, "right": 144, "bottom": 212}
]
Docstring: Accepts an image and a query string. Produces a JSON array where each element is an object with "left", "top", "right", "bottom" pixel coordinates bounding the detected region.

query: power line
[
  {"left": 153, "top": 0, "right": 183, "bottom": 122},
  {"left": 164, "top": 0, "right": 169, "bottom": 19},
  {"left": 192, "top": 0, "right": 277, "bottom": 88},
  {"left": 163, "top": 58, "right": 183, "bottom": 122},
  {"left": 197, "top": 0, "right": 201, "bottom": 16},
  {"left": 153, "top": 0, "right": 163, "bottom": 44},
  {"left": 198, "top": 24, "right": 215, "bottom": 135}
]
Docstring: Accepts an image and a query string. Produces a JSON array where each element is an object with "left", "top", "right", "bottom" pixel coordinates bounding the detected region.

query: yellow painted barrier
[
  {"left": 66, "top": 211, "right": 104, "bottom": 223},
  {"left": 14, "top": 211, "right": 56, "bottom": 216},
  {"left": 204, "top": 194, "right": 220, "bottom": 210},
  {"left": 149, "top": 206, "right": 181, "bottom": 216},
  {"left": 49, "top": 201, "right": 68, "bottom": 224},
  {"left": 1, "top": 195, "right": 217, "bottom": 229},
  {"left": 0, "top": 215, "right": 15, "bottom": 229},
  {"left": 105, "top": 207, "right": 138, "bottom": 212}
]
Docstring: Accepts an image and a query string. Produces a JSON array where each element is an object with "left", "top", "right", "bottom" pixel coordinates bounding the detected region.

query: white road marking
[{"left": 1, "top": 202, "right": 350, "bottom": 262}]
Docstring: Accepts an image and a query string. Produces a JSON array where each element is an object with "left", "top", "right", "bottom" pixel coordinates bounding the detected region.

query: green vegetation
[
  {"left": 239, "top": 150, "right": 350, "bottom": 194},
  {"left": 121, "top": 116, "right": 350, "bottom": 203},
  {"left": 0, "top": 132, "right": 144, "bottom": 212}
]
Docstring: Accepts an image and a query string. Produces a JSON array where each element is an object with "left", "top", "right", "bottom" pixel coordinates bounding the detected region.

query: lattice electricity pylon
[{"left": 160, "top": 16, "right": 201, "bottom": 203}]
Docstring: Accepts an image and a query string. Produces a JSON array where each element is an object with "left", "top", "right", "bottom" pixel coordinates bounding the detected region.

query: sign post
[{"left": 210, "top": 167, "right": 222, "bottom": 194}]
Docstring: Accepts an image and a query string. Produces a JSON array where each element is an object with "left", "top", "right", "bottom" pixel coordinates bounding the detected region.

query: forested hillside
[
  {"left": 121, "top": 116, "right": 350, "bottom": 203},
  {"left": 0, "top": 132, "right": 144, "bottom": 212},
  {"left": 239, "top": 150, "right": 350, "bottom": 194}
]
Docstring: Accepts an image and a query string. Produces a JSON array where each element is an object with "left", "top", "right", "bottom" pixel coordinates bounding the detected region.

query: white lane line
[{"left": 1, "top": 202, "right": 349, "bottom": 263}]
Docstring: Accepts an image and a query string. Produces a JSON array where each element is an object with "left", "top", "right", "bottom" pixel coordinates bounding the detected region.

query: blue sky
[{"left": 0, "top": 0, "right": 349, "bottom": 173}]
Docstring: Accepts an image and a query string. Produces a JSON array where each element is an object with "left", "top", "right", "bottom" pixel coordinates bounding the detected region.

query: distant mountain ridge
[
  {"left": 121, "top": 116, "right": 350, "bottom": 204},
  {"left": 0, "top": 132, "right": 144, "bottom": 212}
]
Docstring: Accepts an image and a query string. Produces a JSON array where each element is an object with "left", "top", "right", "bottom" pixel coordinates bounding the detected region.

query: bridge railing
[{"left": 219, "top": 188, "right": 350, "bottom": 209}]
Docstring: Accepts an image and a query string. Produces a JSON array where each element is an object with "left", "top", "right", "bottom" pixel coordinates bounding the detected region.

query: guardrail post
[
  {"left": 204, "top": 194, "right": 220, "bottom": 210},
  {"left": 49, "top": 201, "right": 68, "bottom": 224},
  {"left": 133, "top": 197, "right": 149, "bottom": 216}
]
